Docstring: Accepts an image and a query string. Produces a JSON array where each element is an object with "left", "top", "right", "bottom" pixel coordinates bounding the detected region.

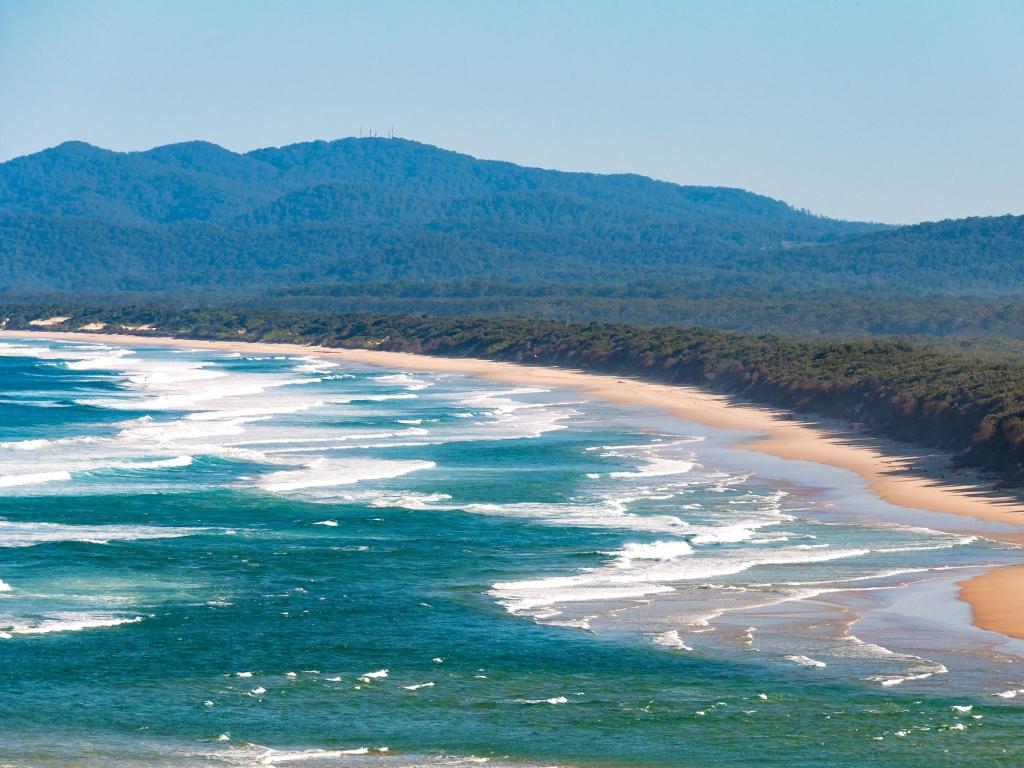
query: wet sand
[{"left": 958, "top": 565, "right": 1024, "bottom": 640}]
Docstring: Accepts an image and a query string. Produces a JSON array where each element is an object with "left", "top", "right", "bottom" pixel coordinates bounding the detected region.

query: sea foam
[
  {"left": 0, "top": 612, "right": 143, "bottom": 637},
  {"left": 0, "top": 520, "right": 204, "bottom": 547},
  {"left": 0, "top": 470, "right": 71, "bottom": 488},
  {"left": 491, "top": 544, "right": 870, "bottom": 617},
  {"left": 258, "top": 458, "right": 435, "bottom": 493}
]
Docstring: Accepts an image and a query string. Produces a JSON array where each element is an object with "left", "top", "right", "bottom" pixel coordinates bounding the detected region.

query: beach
[
  {"left": 2, "top": 327, "right": 1022, "bottom": 766},
  {"left": 3, "top": 328, "right": 1022, "bottom": 642}
]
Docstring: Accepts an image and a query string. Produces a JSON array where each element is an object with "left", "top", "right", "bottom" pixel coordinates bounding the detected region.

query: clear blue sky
[{"left": 1, "top": 0, "right": 1021, "bottom": 224}]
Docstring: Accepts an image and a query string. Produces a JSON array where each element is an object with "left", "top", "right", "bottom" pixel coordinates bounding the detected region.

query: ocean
[{"left": 0, "top": 337, "right": 1021, "bottom": 768}]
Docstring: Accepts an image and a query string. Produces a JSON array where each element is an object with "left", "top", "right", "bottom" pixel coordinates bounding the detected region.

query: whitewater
[{"left": 0, "top": 337, "right": 1021, "bottom": 767}]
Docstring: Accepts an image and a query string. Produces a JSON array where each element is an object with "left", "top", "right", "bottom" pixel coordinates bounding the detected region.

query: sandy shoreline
[
  {"left": 3, "top": 328, "right": 1023, "bottom": 641},
  {"left": 958, "top": 565, "right": 1024, "bottom": 641}
]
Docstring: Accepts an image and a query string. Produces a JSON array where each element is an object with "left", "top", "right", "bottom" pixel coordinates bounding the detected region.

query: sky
[{"left": 0, "top": 0, "right": 1021, "bottom": 224}]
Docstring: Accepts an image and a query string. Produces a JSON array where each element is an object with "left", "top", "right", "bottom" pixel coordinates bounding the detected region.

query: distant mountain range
[{"left": 0, "top": 137, "right": 1021, "bottom": 304}]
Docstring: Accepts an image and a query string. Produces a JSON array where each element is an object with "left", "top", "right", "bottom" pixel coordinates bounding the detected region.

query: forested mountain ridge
[
  {"left": 0, "top": 137, "right": 885, "bottom": 293},
  {"left": 768, "top": 215, "right": 1024, "bottom": 296},
  {"left": 1, "top": 137, "right": 1021, "bottom": 307},
  {"left": 0, "top": 137, "right": 867, "bottom": 231}
]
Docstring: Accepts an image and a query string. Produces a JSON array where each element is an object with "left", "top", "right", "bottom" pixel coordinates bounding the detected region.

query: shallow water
[{"left": 0, "top": 338, "right": 1021, "bottom": 767}]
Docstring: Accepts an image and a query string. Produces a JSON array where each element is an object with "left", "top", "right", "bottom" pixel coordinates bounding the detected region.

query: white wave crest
[
  {"left": 102, "top": 455, "right": 194, "bottom": 470},
  {"left": 0, "top": 470, "right": 71, "bottom": 488},
  {"left": 374, "top": 373, "right": 432, "bottom": 390},
  {"left": 653, "top": 629, "right": 693, "bottom": 651},
  {"left": 517, "top": 696, "right": 568, "bottom": 705},
  {"left": 784, "top": 654, "right": 827, "bottom": 668},
  {"left": 492, "top": 544, "right": 869, "bottom": 617},
  {"left": 257, "top": 747, "right": 384, "bottom": 764},
  {"left": 258, "top": 458, "right": 435, "bottom": 493},
  {"left": 0, "top": 612, "right": 143, "bottom": 637},
  {"left": 610, "top": 458, "right": 695, "bottom": 479},
  {"left": 0, "top": 520, "right": 204, "bottom": 547},
  {"left": 330, "top": 393, "right": 419, "bottom": 404}
]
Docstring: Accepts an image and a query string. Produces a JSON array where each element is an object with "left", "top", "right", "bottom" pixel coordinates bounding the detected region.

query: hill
[
  {"left": 1, "top": 137, "right": 1022, "bottom": 337},
  {"left": 0, "top": 137, "right": 882, "bottom": 293},
  {"left": 759, "top": 215, "right": 1024, "bottom": 297}
]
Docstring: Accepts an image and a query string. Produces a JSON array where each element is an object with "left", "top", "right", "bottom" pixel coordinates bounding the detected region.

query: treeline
[
  {"left": 7, "top": 283, "right": 1024, "bottom": 338},
  {"left": 258, "top": 281, "right": 1024, "bottom": 338},
  {"left": 4, "top": 304, "right": 1024, "bottom": 482}
]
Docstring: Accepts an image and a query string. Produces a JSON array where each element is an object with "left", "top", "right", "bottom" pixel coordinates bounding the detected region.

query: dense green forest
[
  {"left": 5, "top": 282, "right": 1024, "bottom": 339},
  {"left": 4, "top": 305, "right": 1024, "bottom": 482},
  {"left": 256, "top": 281, "right": 1024, "bottom": 338},
  {"left": 2, "top": 137, "right": 1021, "bottom": 336},
  {"left": 0, "top": 138, "right": 879, "bottom": 292}
]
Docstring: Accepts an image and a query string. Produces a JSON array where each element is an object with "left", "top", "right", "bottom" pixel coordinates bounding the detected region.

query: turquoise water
[{"left": 0, "top": 337, "right": 1022, "bottom": 768}]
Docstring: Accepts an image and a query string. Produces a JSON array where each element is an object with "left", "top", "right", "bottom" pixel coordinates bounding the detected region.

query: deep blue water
[{"left": 0, "top": 338, "right": 1021, "bottom": 768}]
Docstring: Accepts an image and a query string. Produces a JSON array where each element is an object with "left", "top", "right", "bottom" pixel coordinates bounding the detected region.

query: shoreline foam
[{"left": 2, "top": 328, "right": 1022, "bottom": 641}]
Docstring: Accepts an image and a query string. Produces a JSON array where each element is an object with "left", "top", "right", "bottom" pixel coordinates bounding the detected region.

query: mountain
[
  {"left": 758, "top": 215, "right": 1024, "bottom": 296},
  {"left": 1, "top": 137, "right": 1021, "bottom": 317},
  {"left": 0, "top": 137, "right": 885, "bottom": 293}
]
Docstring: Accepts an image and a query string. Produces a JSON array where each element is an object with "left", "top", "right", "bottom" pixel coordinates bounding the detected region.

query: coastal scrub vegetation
[{"left": 252, "top": 281, "right": 1024, "bottom": 339}]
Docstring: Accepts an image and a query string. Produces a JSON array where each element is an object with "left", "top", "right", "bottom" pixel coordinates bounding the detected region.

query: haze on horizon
[{"left": 1, "top": 0, "right": 1021, "bottom": 225}]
